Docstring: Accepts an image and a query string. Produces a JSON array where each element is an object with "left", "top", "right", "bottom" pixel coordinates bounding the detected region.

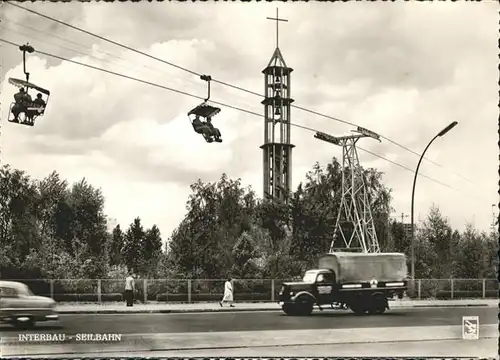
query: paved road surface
[
  {"left": 0, "top": 307, "right": 496, "bottom": 357},
  {"left": 55, "top": 339, "right": 495, "bottom": 358},
  {"left": 0, "top": 306, "right": 495, "bottom": 336}
]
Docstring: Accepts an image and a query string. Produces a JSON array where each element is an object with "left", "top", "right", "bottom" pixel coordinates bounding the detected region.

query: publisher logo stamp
[{"left": 462, "top": 316, "right": 479, "bottom": 340}]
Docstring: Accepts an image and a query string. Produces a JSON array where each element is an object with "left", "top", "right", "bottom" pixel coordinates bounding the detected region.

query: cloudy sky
[{"left": 0, "top": 2, "right": 497, "bottom": 244}]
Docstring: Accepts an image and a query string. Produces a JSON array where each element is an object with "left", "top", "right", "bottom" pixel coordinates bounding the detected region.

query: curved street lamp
[{"left": 410, "top": 121, "right": 458, "bottom": 281}]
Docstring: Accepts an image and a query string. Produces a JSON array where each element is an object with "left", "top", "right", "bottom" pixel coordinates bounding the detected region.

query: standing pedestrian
[
  {"left": 124, "top": 271, "right": 135, "bottom": 307},
  {"left": 219, "top": 278, "right": 234, "bottom": 307}
]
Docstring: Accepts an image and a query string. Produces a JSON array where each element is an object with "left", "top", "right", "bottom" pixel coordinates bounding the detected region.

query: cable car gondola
[
  {"left": 187, "top": 74, "right": 222, "bottom": 143},
  {"left": 7, "top": 44, "right": 51, "bottom": 127}
]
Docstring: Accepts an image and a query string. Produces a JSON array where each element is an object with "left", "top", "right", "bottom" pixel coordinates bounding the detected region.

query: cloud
[{"left": 0, "top": 1, "right": 496, "bottom": 240}]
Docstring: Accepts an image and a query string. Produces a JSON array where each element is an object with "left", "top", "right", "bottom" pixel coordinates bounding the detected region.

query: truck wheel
[
  {"left": 348, "top": 299, "right": 368, "bottom": 315},
  {"left": 350, "top": 304, "right": 367, "bottom": 315},
  {"left": 368, "top": 293, "right": 387, "bottom": 315},
  {"left": 282, "top": 303, "right": 297, "bottom": 316},
  {"left": 295, "top": 296, "right": 314, "bottom": 316}
]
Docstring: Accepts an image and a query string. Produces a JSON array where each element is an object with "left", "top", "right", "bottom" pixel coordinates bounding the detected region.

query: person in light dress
[{"left": 219, "top": 278, "right": 234, "bottom": 307}]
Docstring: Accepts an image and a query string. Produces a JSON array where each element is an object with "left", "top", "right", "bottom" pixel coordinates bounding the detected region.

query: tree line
[
  {"left": 0, "top": 159, "right": 497, "bottom": 282},
  {"left": 0, "top": 166, "right": 163, "bottom": 281}
]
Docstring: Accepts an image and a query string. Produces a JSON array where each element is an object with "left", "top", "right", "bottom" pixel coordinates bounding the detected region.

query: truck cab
[
  {"left": 306, "top": 269, "right": 337, "bottom": 304},
  {"left": 278, "top": 269, "right": 338, "bottom": 316}
]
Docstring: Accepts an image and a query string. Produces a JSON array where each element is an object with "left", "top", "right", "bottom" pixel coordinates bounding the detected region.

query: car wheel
[{"left": 14, "top": 316, "right": 35, "bottom": 330}]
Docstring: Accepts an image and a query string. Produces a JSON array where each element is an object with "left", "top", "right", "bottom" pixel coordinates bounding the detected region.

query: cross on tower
[{"left": 266, "top": 8, "right": 288, "bottom": 49}]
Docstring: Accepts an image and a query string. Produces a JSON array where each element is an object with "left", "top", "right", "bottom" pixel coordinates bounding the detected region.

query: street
[
  {"left": 1, "top": 306, "right": 496, "bottom": 334},
  {"left": 0, "top": 306, "right": 497, "bottom": 357}
]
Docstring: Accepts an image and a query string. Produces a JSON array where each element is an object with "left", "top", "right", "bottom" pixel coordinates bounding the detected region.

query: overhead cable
[
  {"left": 0, "top": 37, "right": 485, "bottom": 204},
  {"left": 5, "top": 2, "right": 472, "bottom": 183}
]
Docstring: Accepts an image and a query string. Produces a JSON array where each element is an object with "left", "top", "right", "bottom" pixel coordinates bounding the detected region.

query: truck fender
[{"left": 292, "top": 291, "right": 316, "bottom": 303}]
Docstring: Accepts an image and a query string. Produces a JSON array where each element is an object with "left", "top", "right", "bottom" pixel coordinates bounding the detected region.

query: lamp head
[{"left": 438, "top": 121, "right": 458, "bottom": 137}]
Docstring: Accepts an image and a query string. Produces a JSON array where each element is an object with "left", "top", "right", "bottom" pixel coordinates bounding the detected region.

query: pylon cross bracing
[{"left": 314, "top": 127, "right": 382, "bottom": 253}]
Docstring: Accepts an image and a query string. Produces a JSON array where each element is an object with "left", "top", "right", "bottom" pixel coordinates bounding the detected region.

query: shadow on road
[
  {"left": 0, "top": 324, "right": 64, "bottom": 332},
  {"left": 279, "top": 311, "right": 407, "bottom": 318}
]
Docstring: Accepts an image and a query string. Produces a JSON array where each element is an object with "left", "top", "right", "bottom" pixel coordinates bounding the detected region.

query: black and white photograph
[{"left": 0, "top": 1, "right": 498, "bottom": 358}]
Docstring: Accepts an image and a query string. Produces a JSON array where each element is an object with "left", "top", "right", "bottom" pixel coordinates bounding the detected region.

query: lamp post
[{"left": 410, "top": 121, "right": 458, "bottom": 282}]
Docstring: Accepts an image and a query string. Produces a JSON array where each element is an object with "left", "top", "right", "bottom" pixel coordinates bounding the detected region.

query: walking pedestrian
[
  {"left": 124, "top": 271, "right": 135, "bottom": 307},
  {"left": 219, "top": 278, "right": 234, "bottom": 307}
]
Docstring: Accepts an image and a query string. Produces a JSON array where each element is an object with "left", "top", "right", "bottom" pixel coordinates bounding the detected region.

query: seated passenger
[
  {"left": 23, "top": 92, "right": 33, "bottom": 107},
  {"left": 206, "top": 118, "right": 222, "bottom": 142},
  {"left": 192, "top": 115, "right": 209, "bottom": 134},
  {"left": 26, "top": 93, "right": 46, "bottom": 124},
  {"left": 21, "top": 92, "right": 35, "bottom": 124},
  {"left": 33, "top": 93, "right": 46, "bottom": 112},
  {"left": 11, "top": 88, "right": 27, "bottom": 122},
  {"left": 13, "top": 88, "right": 24, "bottom": 104}
]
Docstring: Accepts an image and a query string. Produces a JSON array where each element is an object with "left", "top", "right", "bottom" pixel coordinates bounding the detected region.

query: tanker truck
[{"left": 277, "top": 252, "right": 408, "bottom": 316}]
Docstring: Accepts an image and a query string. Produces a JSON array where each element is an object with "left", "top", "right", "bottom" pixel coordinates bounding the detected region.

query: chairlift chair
[
  {"left": 7, "top": 44, "right": 51, "bottom": 127},
  {"left": 8, "top": 78, "right": 51, "bottom": 127},
  {"left": 187, "top": 74, "right": 223, "bottom": 143}
]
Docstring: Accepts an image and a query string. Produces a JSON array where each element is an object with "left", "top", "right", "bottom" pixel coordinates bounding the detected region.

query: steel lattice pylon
[{"left": 314, "top": 127, "right": 382, "bottom": 253}]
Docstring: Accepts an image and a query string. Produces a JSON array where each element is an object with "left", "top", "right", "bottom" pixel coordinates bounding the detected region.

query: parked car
[{"left": 0, "top": 281, "right": 58, "bottom": 329}]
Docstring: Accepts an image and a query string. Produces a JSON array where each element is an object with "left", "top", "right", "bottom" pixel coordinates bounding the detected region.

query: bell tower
[{"left": 260, "top": 8, "right": 295, "bottom": 203}]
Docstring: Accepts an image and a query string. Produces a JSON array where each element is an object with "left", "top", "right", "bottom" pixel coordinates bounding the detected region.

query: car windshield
[{"left": 302, "top": 271, "right": 318, "bottom": 283}]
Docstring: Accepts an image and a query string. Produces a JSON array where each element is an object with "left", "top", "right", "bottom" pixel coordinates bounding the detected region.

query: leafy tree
[
  {"left": 364, "top": 167, "right": 393, "bottom": 251},
  {"left": 289, "top": 160, "right": 340, "bottom": 265},
  {"left": 419, "top": 206, "right": 456, "bottom": 278},
  {"left": 23, "top": 235, "right": 80, "bottom": 279},
  {"left": 231, "top": 231, "right": 259, "bottom": 278},
  {"left": 256, "top": 200, "right": 290, "bottom": 251},
  {"left": 66, "top": 179, "right": 110, "bottom": 278},
  {"left": 169, "top": 174, "right": 257, "bottom": 278},
  {"left": 183, "top": 179, "right": 227, "bottom": 277},
  {"left": 52, "top": 194, "right": 75, "bottom": 255},
  {"left": 0, "top": 164, "right": 170, "bottom": 282},
  {"left": 69, "top": 179, "right": 108, "bottom": 257},
  {"left": 389, "top": 220, "right": 408, "bottom": 254},
  {"left": 453, "top": 224, "right": 487, "bottom": 278},
  {"left": 123, "top": 217, "right": 145, "bottom": 273},
  {"left": 141, "top": 225, "right": 163, "bottom": 276},
  {"left": 0, "top": 166, "right": 39, "bottom": 263},
  {"left": 168, "top": 218, "right": 200, "bottom": 278},
  {"left": 110, "top": 225, "right": 124, "bottom": 266},
  {"left": 35, "top": 171, "right": 68, "bottom": 239},
  {"left": 484, "top": 228, "right": 498, "bottom": 278},
  {"left": 412, "top": 231, "right": 435, "bottom": 279},
  {"left": 106, "top": 264, "right": 129, "bottom": 280}
]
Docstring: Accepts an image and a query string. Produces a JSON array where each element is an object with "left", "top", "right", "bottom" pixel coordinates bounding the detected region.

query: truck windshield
[{"left": 302, "top": 272, "right": 317, "bottom": 283}]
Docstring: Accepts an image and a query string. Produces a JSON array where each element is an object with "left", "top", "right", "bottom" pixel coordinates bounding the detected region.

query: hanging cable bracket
[
  {"left": 200, "top": 74, "right": 212, "bottom": 102},
  {"left": 19, "top": 43, "right": 35, "bottom": 83}
]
